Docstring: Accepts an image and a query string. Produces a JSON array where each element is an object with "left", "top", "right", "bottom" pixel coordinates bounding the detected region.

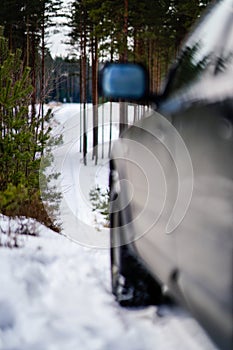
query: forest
[{"left": 0, "top": 0, "right": 211, "bottom": 226}]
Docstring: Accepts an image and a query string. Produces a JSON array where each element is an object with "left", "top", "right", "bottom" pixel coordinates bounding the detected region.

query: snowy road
[{"left": 0, "top": 103, "right": 218, "bottom": 350}]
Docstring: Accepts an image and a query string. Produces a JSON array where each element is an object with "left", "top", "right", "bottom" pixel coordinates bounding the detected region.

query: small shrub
[
  {"left": 89, "top": 186, "right": 110, "bottom": 227},
  {"left": 0, "top": 184, "right": 60, "bottom": 233}
]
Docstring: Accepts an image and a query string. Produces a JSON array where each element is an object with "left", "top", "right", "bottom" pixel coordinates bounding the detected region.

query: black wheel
[{"left": 110, "top": 209, "right": 163, "bottom": 307}]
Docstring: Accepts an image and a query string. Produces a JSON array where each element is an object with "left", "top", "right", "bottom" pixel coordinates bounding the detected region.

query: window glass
[{"left": 164, "top": 0, "right": 233, "bottom": 99}]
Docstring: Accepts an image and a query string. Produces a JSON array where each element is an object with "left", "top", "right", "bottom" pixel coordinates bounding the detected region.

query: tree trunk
[
  {"left": 102, "top": 102, "right": 104, "bottom": 159},
  {"left": 31, "top": 32, "right": 37, "bottom": 124},
  {"left": 81, "top": 19, "right": 87, "bottom": 165},
  {"left": 82, "top": 55, "right": 87, "bottom": 165},
  {"left": 79, "top": 56, "right": 82, "bottom": 152},
  {"left": 40, "top": 10, "right": 45, "bottom": 149},
  {"left": 119, "top": 0, "right": 129, "bottom": 136},
  {"left": 91, "top": 35, "right": 98, "bottom": 165},
  {"left": 108, "top": 101, "right": 113, "bottom": 158}
]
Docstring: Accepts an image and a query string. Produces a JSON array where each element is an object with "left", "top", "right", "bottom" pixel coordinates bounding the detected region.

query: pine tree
[
  {"left": 0, "top": 29, "right": 33, "bottom": 190},
  {"left": 0, "top": 28, "right": 60, "bottom": 230}
]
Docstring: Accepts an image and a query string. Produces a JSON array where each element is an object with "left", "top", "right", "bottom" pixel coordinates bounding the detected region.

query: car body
[{"left": 102, "top": 1, "right": 233, "bottom": 350}]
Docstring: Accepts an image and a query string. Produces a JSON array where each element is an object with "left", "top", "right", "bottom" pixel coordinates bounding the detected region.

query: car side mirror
[{"left": 101, "top": 63, "right": 148, "bottom": 101}]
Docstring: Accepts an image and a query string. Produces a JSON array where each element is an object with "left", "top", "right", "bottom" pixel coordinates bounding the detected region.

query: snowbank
[{"left": 0, "top": 221, "right": 216, "bottom": 350}]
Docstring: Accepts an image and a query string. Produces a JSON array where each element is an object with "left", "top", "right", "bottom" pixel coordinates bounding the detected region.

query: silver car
[{"left": 102, "top": 1, "right": 233, "bottom": 350}]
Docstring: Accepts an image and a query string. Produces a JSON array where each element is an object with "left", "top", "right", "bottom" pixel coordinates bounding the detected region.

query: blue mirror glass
[{"left": 102, "top": 63, "right": 147, "bottom": 100}]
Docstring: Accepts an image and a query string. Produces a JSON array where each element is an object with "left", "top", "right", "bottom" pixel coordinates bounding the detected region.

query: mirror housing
[{"left": 101, "top": 63, "right": 148, "bottom": 101}]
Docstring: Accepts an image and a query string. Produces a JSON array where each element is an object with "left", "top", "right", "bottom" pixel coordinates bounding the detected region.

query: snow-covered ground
[{"left": 0, "top": 103, "right": 218, "bottom": 350}]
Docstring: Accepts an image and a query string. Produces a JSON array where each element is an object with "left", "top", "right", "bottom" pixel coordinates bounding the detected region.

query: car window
[{"left": 163, "top": 0, "right": 233, "bottom": 100}]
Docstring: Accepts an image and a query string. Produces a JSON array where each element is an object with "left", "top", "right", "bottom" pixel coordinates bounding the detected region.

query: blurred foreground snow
[{"left": 0, "top": 218, "right": 217, "bottom": 350}]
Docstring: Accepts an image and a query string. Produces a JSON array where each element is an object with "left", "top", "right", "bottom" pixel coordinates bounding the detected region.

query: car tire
[{"left": 110, "top": 209, "right": 163, "bottom": 307}]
